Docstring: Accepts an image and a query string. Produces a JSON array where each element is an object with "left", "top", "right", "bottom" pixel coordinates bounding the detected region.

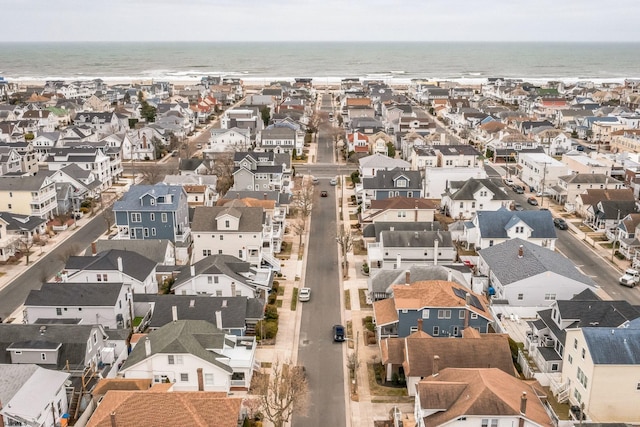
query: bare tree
[
  {"left": 291, "top": 217, "right": 307, "bottom": 248},
  {"left": 253, "top": 359, "right": 308, "bottom": 427},
  {"left": 102, "top": 205, "right": 114, "bottom": 234},
  {"left": 57, "top": 244, "right": 80, "bottom": 264},
  {"left": 211, "top": 152, "right": 235, "bottom": 195},
  {"left": 347, "top": 351, "right": 360, "bottom": 382},
  {"left": 17, "top": 234, "right": 36, "bottom": 265},
  {"left": 293, "top": 181, "right": 314, "bottom": 220},
  {"left": 336, "top": 227, "right": 353, "bottom": 278},
  {"left": 140, "top": 164, "right": 173, "bottom": 184}
]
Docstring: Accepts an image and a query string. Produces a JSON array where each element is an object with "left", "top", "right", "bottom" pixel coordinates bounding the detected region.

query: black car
[
  {"left": 512, "top": 185, "right": 525, "bottom": 194},
  {"left": 333, "top": 324, "right": 345, "bottom": 342},
  {"left": 554, "top": 218, "right": 568, "bottom": 230},
  {"left": 320, "top": 190, "right": 328, "bottom": 197}
]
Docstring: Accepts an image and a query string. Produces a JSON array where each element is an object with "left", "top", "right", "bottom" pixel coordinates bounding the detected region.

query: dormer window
[
  {"left": 150, "top": 198, "right": 156, "bottom": 206},
  {"left": 396, "top": 180, "right": 407, "bottom": 188}
]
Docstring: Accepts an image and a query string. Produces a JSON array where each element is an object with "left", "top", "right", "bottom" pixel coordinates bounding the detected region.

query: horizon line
[{"left": 0, "top": 40, "right": 638, "bottom": 44}]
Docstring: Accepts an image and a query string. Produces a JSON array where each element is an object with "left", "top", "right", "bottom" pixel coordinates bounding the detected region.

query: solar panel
[{"left": 452, "top": 287, "right": 485, "bottom": 312}]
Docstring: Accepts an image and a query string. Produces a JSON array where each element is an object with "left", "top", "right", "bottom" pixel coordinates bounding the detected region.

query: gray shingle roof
[
  {"left": 0, "top": 212, "right": 45, "bottom": 232},
  {"left": 191, "top": 206, "right": 264, "bottom": 232},
  {"left": 25, "top": 282, "right": 124, "bottom": 307},
  {"left": 0, "top": 174, "right": 50, "bottom": 192},
  {"left": 583, "top": 327, "right": 640, "bottom": 364},
  {"left": 559, "top": 174, "right": 621, "bottom": 185},
  {"left": 134, "top": 294, "right": 263, "bottom": 329},
  {"left": 0, "top": 324, "right": 103, "bottom": 369},
  {"left": 381, "top": 230, "right": 453, "bottom": 248},
  {"left": 476, "top": 208, "right": 557, "bottom": 239},
  {"left": 121, "top": 320, "right": 233, "bottom": 373},
  {"left": 363, "top": 221, "right": 441, "bottom": 239},
  {"left": 363, "top": 168, "right": 422, "bottom": 190},
  {"left": 83, "top": 240, "right": 172, "bottom": 265},
  {"left": 479, "top": 238, "right": 597, "bottom": 287},
  {"left": 112, "top": 184, "right": 184, "bottom": 213},
  {"left": 447, "top": 178, "right": 511, "bottom": 201},
  {"left": 172, "top": 254, "right": 271, "bottom": 289},
  {"left": 65, "top": 249, "right": 157, "bottom": 282}
]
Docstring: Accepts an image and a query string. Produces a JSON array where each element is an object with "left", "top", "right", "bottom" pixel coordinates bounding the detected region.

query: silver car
[{"left": 298, "top": 287, "right": 311, "bottom": 301}]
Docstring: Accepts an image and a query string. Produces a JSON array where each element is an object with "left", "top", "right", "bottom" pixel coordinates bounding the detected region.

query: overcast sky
[{"left": 1, "top": 0, "right": 639, "bottom": 42}]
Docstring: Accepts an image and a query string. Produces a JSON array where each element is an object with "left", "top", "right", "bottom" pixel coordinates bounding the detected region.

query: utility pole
[
  {"left": 540, "top": 161, "right": 548, "bottom": 207},
  {"left": 612, "top": 209, "right": 621, "bottom": 261}
]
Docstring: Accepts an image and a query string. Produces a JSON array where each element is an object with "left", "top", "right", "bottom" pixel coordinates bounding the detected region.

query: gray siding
[{"left": 397, "top": 307, "right": 490, "bottom": 338}]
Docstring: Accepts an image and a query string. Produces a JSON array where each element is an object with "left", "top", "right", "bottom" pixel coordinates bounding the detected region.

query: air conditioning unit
[{"left": 543, "top": 336, "right": 554, "bottom": 347}]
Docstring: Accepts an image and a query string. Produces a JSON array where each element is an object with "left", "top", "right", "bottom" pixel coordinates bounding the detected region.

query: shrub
[
  {"left": 256, "top": 320, "right": 278, "bottom": 339},
  {"left": 363, "top": 316, "right": 375, "bottom": 332},
  {"left": 392, "top": 373, "right": 399, "bottom": 385},
  {"left": 264, "top": 304, "right": 279, "bottom": 321},
  {"left": 268, "top": 293, "right": 277, "bottom": 305}
]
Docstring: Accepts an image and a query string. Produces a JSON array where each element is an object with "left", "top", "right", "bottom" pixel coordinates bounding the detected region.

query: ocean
[{"left": 1, "top": 41, "right": 639, "bottom": 85}]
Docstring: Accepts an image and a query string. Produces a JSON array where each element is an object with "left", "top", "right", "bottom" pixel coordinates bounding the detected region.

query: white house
[
  {"left": 477, "top": 239, "right": 598, "bottom": 307},
  {"left": 423, "top": 167, "right": 487, "bottom": 199},
  {"left": 358, "top": 153, "right": 410, "bottom": 179},
  {"left": 441, "top": 178, "right": 513, "bottom": 220},
  {"left": 0, "top": 364, "right": 70, "bottom": 427},
  {"left": 120, "top": 320, "right": 257, "bottom": 392},
  {"left": 518, "top": 152, "right": 569, "bottom": 194},
  {"left": 63, "top": 249, "right": 158, "bottom": 294},
  {"left": 171, "top": 254, "right": 273, "bottom": 298},
  {"left": 207, "top": 127, "right": 252, "bottom": 153},
  {"left": 23, "top": 282, "right": 132, "bottom": 330},
  {"left": 463, "top": 208, "right": 557, "bottom": 250}
]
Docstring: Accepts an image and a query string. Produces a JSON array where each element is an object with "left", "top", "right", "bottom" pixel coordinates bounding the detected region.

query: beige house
[
  {"left": 610, "top": 129, "right": 640, "bottom": 153},
  {"left": 0, "top": 174, "right": 57, "bottom": 219},
  {"left": 561, "top": 152, "right": 611, "bottom": 175},
  {"left": 360, "top": 197, "right": 436, "bottom": 224},
  {"left": 560, "top": 326, "right": 640, "bottom": 423},
  {"left": 552, "top": 173, "right": 623, "bottom": 207},
  {"left": 591, "top": 120, "right": 628, "bottom": 144}
]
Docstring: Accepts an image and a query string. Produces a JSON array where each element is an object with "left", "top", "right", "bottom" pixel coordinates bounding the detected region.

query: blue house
[
  {"left": 361, "top": 168, "right": 422, "bottom": 210},
  {"left": 373, "top": 280, "right": 493, "bottom": 339},
  {"left": 113, "top": 184, "right": 190, "bottom": 262}
]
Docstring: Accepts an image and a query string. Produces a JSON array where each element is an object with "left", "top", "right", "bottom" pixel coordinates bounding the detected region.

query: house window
[
  {"left": 151, "top": 228, "right": 156, "bottom": 236},
  {"left": 56, "top": 308, "right": 62, "bottom": 316},
  {"left": 397, "top": 211, "right": 406, "bottom": 218},
  {"left": 205, "top": 374, "right": 214, "bottom": 386},
  {"left": 150, "top": 213, "right": 155, "bottom": 221},
  {"left": 131, "top": 213, "right": 141, "bottom": 222},
  {"left": 471, "top": 201, "right": 476, "bottom": 208},
  {"left": 433, "top": 326, "right": 439, "bottom": 336},
  {"left": 459, "top": 310, "right": 465, "bottom": 319},
  {"left": 168, "top": 355, "right": 175, "bottom": 364},
  {"left": 568, "top": 354, "right": 573, "bottom": 364},
  {"left": 93, "top": 332, "right": 98, "bottom": 344},
  {"left": 574, "top": 338, "right": 578, "bottom": 349},
  {"left": 150, "top": 198, "right": 156, "bottom": 206},
  {"left": 489, "top": 240, "right": 494, "bottom": 246},
  {"left": 410, "top": 326, "right": 418, "bottom": 333},
  {"left": 218, "top": 250, "right": 223, "bottom": 254},
  {"left": 437, "top": 309, "right": 451, "bottom": 319},
  {"left": 175, "top": 355, "right": 183, "bottom": 364},
  {"left": 551, "top": 363, "right": 559, "bottom": 372},
  {"left": 161, "top": 213, "right": 168, "bottom": 222},
  {"left": 581, "top": 348, "right": 585, "bottom": 359},
  {"left": 459, "top": 202, "right": 464, "bottom": 208},
  {"left": 144, "top": 228, "right": 149, "bottom": 237},
  {"left": 452, "top": 326, "right": 459, "bottom": 336},
  {"left": 544, "top": 293, "right": 557, "bottom": 301},
  {"left": 239, "top": 250, "right": 243, "bottom": 258},
  {"left": 515, "top": 226, "right": 524, "bottom": 233},
  {"left": 180, "top": 373, "right": 189, "bottom": 382},
  {"left": 225, "top": 220, "right": 230, "bottom": 228},
  {"left": 220, "top": 235, "right": 223, "bottom": 240},
  {"left": 422, "top": 310, "right": 429, "bottom": 319},
  {"left": 636, "top": 382, "right": 640, "bottom": 391},
  {"left": 207, "top": 276, "right": 212, "bottom": 284},
  {"left": 8, "top": 204, "right": 11, "bottom": 209},
  {"left": 517, "top": 293, "right": 524, "bottom": 300},
  {"left": 574, "top": 389, "right": 581, "bottom": 402},
  {"left": 216, "top": 290, "right": 222, "bottom": 297},
  {"left": 203, "top": 249, "right": 211, "bottom": 257},
  {"left": 41, "top": 353, "right": 47, "bottom": 361}
]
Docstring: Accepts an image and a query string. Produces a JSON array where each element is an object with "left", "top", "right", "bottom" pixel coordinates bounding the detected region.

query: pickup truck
[{"left": 619, "top": 268, "right": 640, "bottom": 287}]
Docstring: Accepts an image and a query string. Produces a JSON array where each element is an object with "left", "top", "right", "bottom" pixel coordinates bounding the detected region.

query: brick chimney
[
  {"left": 91, "top": 241, "right": 97, "bottom": 255},
  {"left": 197, "top": 368, "right": 204, "bottom": 391},
  {"left": 417, "top": 318, "right": 423, "bottom": 332},
  {"left": 110, "top": 412, "right": 117, "bottom": 427},
  {"left": 518, "top": 245, "right": 524, "bottom": 258},
  {"left": 433, "top": 355, "right": 440, "bottom": 376},
  {"left": 520, "top": 392, "right": 527, "bottom": 414},
  {"left": 405, "top": 270, "right": 410, "bottom": 285}
]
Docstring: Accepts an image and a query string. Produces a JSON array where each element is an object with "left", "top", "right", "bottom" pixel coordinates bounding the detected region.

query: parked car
[
  {"left": 298, "top": 287, "right": 311, "bottom": 302},
  {"left": 333, "top": 324, "right": 345, "bottom": 342},
  {"left": 512, "top": 202, "right": 524, "bottom": 211},
  {"left": 311, "top": 176, "right": 319, "bottom": 185},
  {"left": 503, "top": 178, "right": 515, "bottom": 187},
  {"left": 527, "top": 197, "right": 538, "bottom": 206},
  {"left": 512, "top": 185, "right": 525, "bottom": 194},
  {"left": 320, "top": 190, "right": 328, "bottom": 197},
  {"left": 196, "top": 143, "right": 202, "bottom": 149},
  {"left": 330, "top": 177, "right": 337, "bottom": 186},
  {"left": 554, "top": 218, "right": 568, "bottom": 230}
]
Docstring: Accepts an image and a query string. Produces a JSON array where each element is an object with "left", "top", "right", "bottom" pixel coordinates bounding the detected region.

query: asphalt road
[
  {"left": 504, "top": 186, "right": 640, "bottom": 304},
  {"left": 294, "top": 101, "right": 347, "bottom": 425},
  {"left": 0, "top": 212, "right": 109, "bottom": 320},
  {"left": 295, "top": 180, "right": 346, "bottom": 426}
]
